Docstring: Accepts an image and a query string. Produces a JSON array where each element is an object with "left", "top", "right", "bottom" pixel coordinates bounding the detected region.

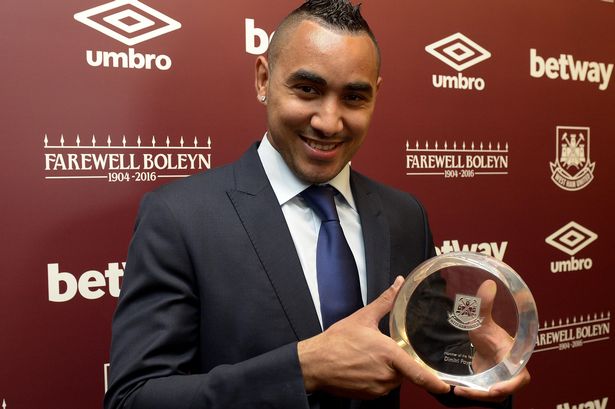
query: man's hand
[
  {"left": 454, "top": 280, "right": 530, "bottom": 401},
  {"left": 297, "top": 276, "right": 450, "bottom": 399}
]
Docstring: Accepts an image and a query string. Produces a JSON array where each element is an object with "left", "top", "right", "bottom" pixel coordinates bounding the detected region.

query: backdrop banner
[{"left": 1, "top": 0, "right": 613, "bottom": 408}]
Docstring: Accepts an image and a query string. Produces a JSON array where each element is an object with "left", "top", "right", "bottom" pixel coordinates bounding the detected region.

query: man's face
[{"left": 256, "top": 20, "right": 382, "bottom": 184}]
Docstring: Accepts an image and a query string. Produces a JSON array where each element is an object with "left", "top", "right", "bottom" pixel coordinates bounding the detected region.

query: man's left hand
[{"left": 453, "top": 280, "right": 530, "bottom": 402}]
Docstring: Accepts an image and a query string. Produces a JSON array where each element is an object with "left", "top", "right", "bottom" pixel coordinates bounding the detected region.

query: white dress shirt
[{"left": 257, "top": 135, "right": 367, "bottom": 328}]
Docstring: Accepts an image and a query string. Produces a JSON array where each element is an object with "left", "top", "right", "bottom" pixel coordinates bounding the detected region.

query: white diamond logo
[
  {"left": 425, "top": 33, "right": 491, "bottom": 72},
  {"left": 103, "top": 9, "right": 155, "bottom": 34},
  {"left": 545, "top": 221, "right": 598, "bottom": 256},
  {"left": 74, "top": 0, "right": 181, "bottom": 46}
]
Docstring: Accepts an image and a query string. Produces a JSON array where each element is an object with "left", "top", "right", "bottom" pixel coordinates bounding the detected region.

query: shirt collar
[{"left": 257, "top": 134, "right": 356, "bottom": 209}]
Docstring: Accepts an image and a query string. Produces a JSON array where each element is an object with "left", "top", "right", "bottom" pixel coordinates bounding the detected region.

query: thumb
[
  {"left": 476, "top": 279, "right": 497, "bottom": 321},
  {"left": 354, "top": 275, "right": 404, "bottom": 325}
]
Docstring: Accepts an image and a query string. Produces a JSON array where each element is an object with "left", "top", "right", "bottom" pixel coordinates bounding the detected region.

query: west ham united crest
[
  {"left": 550, "top": 126, "right": 595, "bottom": 191},
  {"left": 448, "top": 294, "right": 484, "bottom": 331}
]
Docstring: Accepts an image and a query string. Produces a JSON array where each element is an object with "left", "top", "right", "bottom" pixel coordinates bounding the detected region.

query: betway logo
[
  {"left": 435, "top": 240, "right": 507, "bottom": 260},
  {"left": 530, "top": 49, "right": 613, "bottom": 91},
  {"left": 48, "top": 262, "right": 124, "bottom": 302},
  {"left": 245, "top": 18, "right": 274, "bottom": 55},
  {"left": 557, "top": 397, "right": 608, "bottom": 409},
  {"left": 104, "top": 363, "right": 110, "bottom": 391}
]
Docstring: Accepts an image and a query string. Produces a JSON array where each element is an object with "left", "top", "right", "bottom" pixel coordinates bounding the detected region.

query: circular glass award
[{"left": 390, "top": 252, "right": 538, "bottom": 391}]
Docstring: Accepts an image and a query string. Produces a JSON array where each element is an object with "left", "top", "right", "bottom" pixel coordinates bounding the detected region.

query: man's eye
[
  {"left": 345, "top": 94, "right": 366, "bottom": 103},
  {"left": 297, "top": 85, "right": 317, "bottom": 94}
]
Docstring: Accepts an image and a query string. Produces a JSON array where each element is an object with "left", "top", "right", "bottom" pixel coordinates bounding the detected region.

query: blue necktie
[{"left": 301, "top": 185, "right": 363, "bottom": 329}]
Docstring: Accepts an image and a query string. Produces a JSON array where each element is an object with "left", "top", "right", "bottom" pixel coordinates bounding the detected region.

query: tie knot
[{"left": 301, "top": 184, "right": 339, "bottom": 222}]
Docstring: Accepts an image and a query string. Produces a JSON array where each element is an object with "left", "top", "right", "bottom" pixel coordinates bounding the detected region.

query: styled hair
[{"left": 268, "top": 0, "right": 380, "bottom": 71}]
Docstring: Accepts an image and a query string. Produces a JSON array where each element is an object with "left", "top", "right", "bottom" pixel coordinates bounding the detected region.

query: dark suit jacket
[{"left": 104, "top": 143, "right": 507, "bottom": 409}]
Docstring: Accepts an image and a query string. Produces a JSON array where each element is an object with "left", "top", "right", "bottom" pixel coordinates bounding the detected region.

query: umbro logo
[
  {"left": 74, "top": 0, "right": 181, "bottom": 46},
  {"left": 546, "top": 221, "right": 597, "bottom": 256},
  {"left": 546, "top": 221, "right": 597, "bottom": 273},
  {"left": 425, "top": 32, "right": 491, "bottom": 72},
  {"left": 425, "top": 33, "right": 491, "bottom": 91},
  {"left": 74, "top": 0, "right": 181, "bottom": 70}
]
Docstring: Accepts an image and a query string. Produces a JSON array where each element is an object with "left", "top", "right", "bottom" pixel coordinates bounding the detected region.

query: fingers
[
  {"left": 364, "top": 276, "right": 448, "bottom": 394},
  {"left": 299, "top": 275, "right": 455, "bottom": 399},
  {"left": 352, "top": 276, "right": 404, "bottom": 326},
  {"left": 391, "top": 346, "right": 450, "bottom": 394},
  {"left": 489, "top": 368, "right": 531, "bottom": 396},
  {"left": 476, "top": 279, "right": 497, "bottom": 319},
  {"left": 453, "top": 368, "right": 530, "bottom": 402},
  {"left": 469, "top": 279, "right": 513, "bottom": 361}
]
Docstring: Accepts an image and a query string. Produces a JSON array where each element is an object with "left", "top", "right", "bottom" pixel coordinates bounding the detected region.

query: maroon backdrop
[{"left": 1, "top": 0, "right": 613, "bottom": 408}]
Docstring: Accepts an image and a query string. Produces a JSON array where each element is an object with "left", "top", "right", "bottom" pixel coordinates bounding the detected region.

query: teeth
[{"left": 307, "top": 139, "right": 337, "bottom": 151}]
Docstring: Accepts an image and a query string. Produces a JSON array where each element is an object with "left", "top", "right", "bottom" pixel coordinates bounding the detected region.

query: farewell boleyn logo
[
  {"left": 550, "top": 126, "right": 595, "bottom": 191},
  {"left": 405, "top": 140, "right": 509, "bottom": 178},
  {"left": 535, "top": 311, "right": 610, "bottom": 354},
  {"left": 74, "top": 0, "right": 181, "bottom": 46},
  {"left": 43, "top": 134, "right": 213, "bottom": 182},
  {"left": 425, "top": 33, "right": 491, "bottom": 91}
]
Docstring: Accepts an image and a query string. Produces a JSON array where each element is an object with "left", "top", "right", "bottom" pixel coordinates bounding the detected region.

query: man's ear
[
  {"left": 255, "top": 55, "right": 270, "bottom": 103},
  {"left": 376, "top": 76, "right": 383, "bottom": 92}
]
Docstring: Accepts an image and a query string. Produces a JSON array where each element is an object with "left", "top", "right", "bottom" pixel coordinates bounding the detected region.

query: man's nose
[{"left": 310, "top": 96, "right": 343, "bottom": 137}]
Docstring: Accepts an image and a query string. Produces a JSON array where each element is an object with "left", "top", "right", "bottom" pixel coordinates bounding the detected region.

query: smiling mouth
[{"left": 303, "top": 137, "right": 339, "bottom": 152}]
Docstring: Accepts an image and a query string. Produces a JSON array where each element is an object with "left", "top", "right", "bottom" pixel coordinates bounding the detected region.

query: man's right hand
[{"left": 297, "top": 276, "right": 451, "bottom": 400}]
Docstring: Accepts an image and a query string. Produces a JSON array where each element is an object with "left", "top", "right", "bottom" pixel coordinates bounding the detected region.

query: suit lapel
[
  {"left": 350, "top": 173, "right": 391, "bottom": 305},
  {"left": 227, "top": 145, "right": 322, "bottom": 340}
]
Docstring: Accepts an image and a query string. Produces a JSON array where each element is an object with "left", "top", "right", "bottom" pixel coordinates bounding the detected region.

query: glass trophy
[{"left": 390, "top": 252, "right": 538, "bottom": 391}]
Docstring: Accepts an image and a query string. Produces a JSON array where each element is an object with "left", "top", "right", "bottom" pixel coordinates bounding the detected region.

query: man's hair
[{"left": 268, "top": 0, "right": 381, "bottom": 72}]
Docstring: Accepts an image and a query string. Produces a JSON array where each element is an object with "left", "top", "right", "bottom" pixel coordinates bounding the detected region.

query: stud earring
[{"left": 260, "top": 95, "right": 267, "bottom": 102}]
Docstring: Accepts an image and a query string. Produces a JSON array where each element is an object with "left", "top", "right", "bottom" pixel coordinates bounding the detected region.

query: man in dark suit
[{"left": 104, "top": 1, "right": 528, "bottom": 408}]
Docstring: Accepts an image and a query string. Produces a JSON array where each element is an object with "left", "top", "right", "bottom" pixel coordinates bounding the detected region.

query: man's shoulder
[
  {"left": 152, "top": 143, "right": 260, "bottom": 201},
  {"left": 136, "top": 144, "right": 263, "bottom": 218},
  {"left": 351, "top": 170, "right": 425, "bottom": 211},
  {"left": 154, "top": 161, "right": 234, "bottom": 200}
]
